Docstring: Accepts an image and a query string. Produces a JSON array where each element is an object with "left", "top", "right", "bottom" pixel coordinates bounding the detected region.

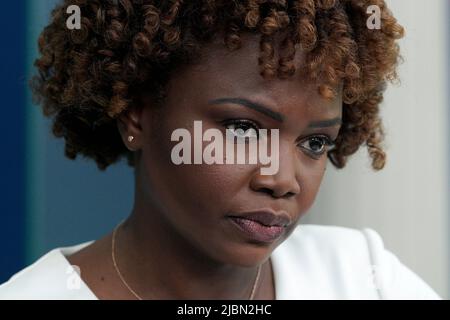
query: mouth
[{"left": 227, "top": 209, "right": 291, "bottom": 244}]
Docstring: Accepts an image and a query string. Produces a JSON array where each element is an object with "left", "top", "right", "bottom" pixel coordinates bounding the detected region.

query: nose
[{"left": 249, "top": 144, "right": 301, "bottom": 199}]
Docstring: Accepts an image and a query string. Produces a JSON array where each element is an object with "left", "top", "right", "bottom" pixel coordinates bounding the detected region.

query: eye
[
  {"left": 222, "top": 119, "right": 260, "bottom": 140},
  {"left": 298, "top": 135, "right": 335, "bottom": 158}
]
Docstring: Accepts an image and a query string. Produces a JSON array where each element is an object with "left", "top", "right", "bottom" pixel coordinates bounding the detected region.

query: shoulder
[
  {"left": 0, "top": 241, "right": 97, "bottom": 300},
  {"left": 279, "top": 224, "right": 369, "bottom": 252},
  {"left": 271, "top": 224, "right": 441, "bottom": 300}
]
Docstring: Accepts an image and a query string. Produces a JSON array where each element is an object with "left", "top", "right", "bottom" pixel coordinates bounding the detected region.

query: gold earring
[{"left": 127, "top": 135, "right": 134, "bottom": 142}]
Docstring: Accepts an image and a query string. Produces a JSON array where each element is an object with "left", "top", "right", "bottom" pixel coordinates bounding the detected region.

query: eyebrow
[
  {"left": 307, "top": 117, "right": 342, "bottom": 128},
  {"left": 208, "top": 97, "right": 284, "bottom": 122},
  {"left": 208, "top": 97, "right": 342, "bottom": 128}
]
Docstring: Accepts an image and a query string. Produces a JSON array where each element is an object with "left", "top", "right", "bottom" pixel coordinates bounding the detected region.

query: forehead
[{"left": 168, "top": 32, "right": 342, "bottom": 121}]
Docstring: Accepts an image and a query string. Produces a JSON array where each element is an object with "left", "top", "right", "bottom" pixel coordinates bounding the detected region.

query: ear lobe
[{"left": 116, "top": 105, "right": 143, "bottom": 151}]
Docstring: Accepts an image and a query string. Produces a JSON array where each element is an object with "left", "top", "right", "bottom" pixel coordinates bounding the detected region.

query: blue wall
[
  {"left": 0, "top": 0, "right": 133, "bottom": 282},
  {"left": 0, "top": 0, "right": 26, "bottom": 283},
  {"left": 24, "top": 0, "right": 132, "bottom": 264}
]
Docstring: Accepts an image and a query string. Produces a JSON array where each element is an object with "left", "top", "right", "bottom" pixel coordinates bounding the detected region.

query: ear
[{"left": 116, "top": 105, "right": 143, "bottom": 152}]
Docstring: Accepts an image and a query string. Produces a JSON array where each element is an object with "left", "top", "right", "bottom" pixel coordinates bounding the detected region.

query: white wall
[{"left": 303, "top": 0, "right": 449, "bottom": 298}]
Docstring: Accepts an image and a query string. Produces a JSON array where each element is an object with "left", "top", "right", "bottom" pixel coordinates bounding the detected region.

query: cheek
[
  {"left": 296, "top": 157, "right": 328, "bottom": 216},
  {"left": 165, "top": 163, "right": 251, "bottom": 214},
  {"left": 142, "top": 120, "right": 254, "bottom": 217},
  {"left": 142, "top": 129, "right": 253, "bottom": 219}
]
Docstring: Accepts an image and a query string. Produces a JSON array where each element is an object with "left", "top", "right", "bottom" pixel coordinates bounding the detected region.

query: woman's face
[{"left": 133, "top": 33, "right": 342, "bottom": 267}]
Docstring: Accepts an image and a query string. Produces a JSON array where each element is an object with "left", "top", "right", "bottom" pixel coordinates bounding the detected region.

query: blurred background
[{"left": 0, "top": 0, "right": 448, "bottom": 298}]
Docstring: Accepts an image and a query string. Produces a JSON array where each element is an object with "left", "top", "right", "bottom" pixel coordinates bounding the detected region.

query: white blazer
[{"left": 0, "top": 224, "right": 442, "bottom": 300}]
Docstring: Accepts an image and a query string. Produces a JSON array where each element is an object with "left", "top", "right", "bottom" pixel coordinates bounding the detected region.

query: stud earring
[{"left": 127, "top": 135, "right": 134, "bottom": 142}]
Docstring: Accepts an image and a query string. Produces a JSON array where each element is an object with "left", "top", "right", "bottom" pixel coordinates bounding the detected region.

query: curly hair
[{"left": 32, "top": 0, "right": 404, "bottom": 171}]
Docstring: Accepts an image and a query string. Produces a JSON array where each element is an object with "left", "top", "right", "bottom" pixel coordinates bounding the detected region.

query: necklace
[{"left": 111, "top": 222, "right": 262, "bottom": 300}]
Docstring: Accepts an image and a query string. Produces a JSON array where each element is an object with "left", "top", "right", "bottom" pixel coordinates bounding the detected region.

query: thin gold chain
[
  {"left": 111, "top": 222, "right": 143, "bottom": 300},
  {"left": 111, "top": 222, "right": 262, "bottom": 300}
]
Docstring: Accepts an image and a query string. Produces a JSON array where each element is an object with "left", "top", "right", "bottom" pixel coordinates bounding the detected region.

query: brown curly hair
[{"left": 32, "top": 0, "right": 404, "bottom": 171}]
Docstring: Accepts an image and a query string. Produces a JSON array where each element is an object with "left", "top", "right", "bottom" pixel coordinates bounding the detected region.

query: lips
[
  {"left": 229, "top": 210, "right": 291, "bottom": 227},
  {"left": 227, "top": 209, "right": 291, "bottom": 243}
]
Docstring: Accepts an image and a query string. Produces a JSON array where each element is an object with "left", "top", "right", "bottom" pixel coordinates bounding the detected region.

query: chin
[{"left": 208, "top": 238, "right": 276, "bottom": 268}]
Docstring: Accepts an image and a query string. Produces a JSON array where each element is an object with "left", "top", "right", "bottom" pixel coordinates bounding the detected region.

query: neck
[{"left": 115, "top": 196, "right": 266, "bottom": 299}]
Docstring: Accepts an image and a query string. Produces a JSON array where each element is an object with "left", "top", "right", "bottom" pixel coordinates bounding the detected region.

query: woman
[{"left": 0, "top": 0, "right": 441, "bottom": 299}]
